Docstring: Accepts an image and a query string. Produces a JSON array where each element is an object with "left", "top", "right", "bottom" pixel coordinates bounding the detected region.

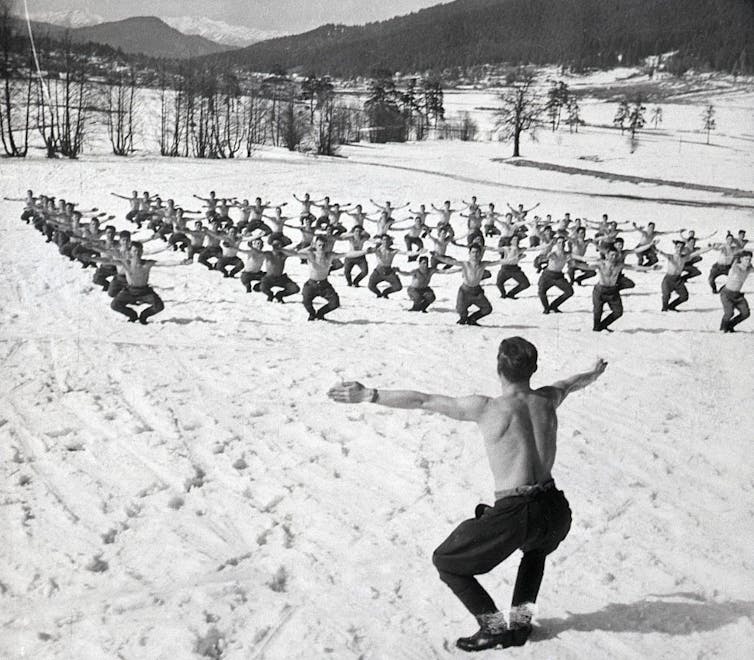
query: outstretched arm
[
  {"left": 327, "top": 381, "right": 489, "bottom": 422},
  {"left": 543, "top": 358, "right": 608, "bottom": 407}
]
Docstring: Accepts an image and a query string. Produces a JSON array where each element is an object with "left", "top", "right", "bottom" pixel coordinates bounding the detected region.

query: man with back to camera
[{"left": 328, "top": 337, "right": 607, "bottom": 651}]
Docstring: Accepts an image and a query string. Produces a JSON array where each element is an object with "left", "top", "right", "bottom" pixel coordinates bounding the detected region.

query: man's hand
[
  {"left": 593, "top": 358, "right": 608, "bottom": 375},
  {"left": 327, "top": 381, "right": 373, "bottom": 403}
]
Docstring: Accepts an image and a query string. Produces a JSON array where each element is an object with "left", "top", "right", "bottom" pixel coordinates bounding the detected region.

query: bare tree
[
  {"left": 281, "top": 91, "right": 307, "bottom": 151},
  {"left": 0, "top": 0, "right": 32, "bottom": 157},
  {"left": 650, "top": 106, "right": 663, "bottom": 129},
  {"left": 494, "top": 72, "right": 542, "bottom": 157},
  {"left": 106, "top": 69, "right": 137, "bottom": 156},
  {"left": 459, "top": 112, "right": 478, "bottom": 141},
  {"left": 52, "top": 36, "right": 91, "bottom": 158},
  {"left": 244, "top": 83, "right": 267, "bottom": 155}
]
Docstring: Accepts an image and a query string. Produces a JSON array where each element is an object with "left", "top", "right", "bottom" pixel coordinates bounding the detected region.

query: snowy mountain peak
[
  {"left": 161, "top": 16, "right": 282, "bottom": 48},
  {"left": 27, "top": 8, "right": 104, "bottom": 28}
]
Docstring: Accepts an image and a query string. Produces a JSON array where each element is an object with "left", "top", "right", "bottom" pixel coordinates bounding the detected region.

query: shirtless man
[
  {"left": 368, "top": 235, "right": 403, "bottom": 299},
  {"left": 91, "top": 225, "right": 119, "bottom": 291},
  {"left": 214, "top": 228, "right": 246, "bottom": 278},
  {"left": 262, "top": 206, "right": 295, "bottom": 246},
  {"left": 296, "top": 235, "right": 365, "bottom": 320},
  {"left": 631, "top": 221, "right": 680, "bottom": 267},
  {"left": 327, "top": 337, "right": 607, "bottom": 651},
  {"left": 344, "top": 204, "right": 373, "bottom": 230},
  {"left": 341, "top": 225, "right": 371, "bottom": 287},
  {"left": 197, "top": 220, "right": 225, "bottom": 270},
  {"left": 538, "top": 236, "right": 574, "bottom": 314},
  {"left": 496, "top": 235, "right": 531, "bottom": 299},
  {"left": 507, "top": 201, "right": 540, "bottom": 223},
  {"left": 658, "top": 240, "right": 712, "bottom": 311},
  {"left": 708, "top": 234, "right": 740, "bottom": 294},
  {"left": 586, "top": 247, "right": 653, "bottom": 332},
  {"left": 238, "top": 237, "right": 266, "bottom": 292},
  {"left": 719, "top": 251, "right": 752, "bottom": 333},
  {"left": 462, "top": 208, "right": 485, "bottom": 247},
  {"left": 397, "top": 256, "right": 457, "bottom": 312},
  {"left": 404, "top": 216, "right": 430, "bottom": 261},
  {"left": 437, "top": 244, "right": 503, "bottom": 326},
  {"left": 193, "top": 191, "right": 219, "bottom": 220},
  {"left": 259, "top": 240, "right": 301, "bottom": 303},
  {"left": 111, "top": 190, "right": 140, "bottom": 223},
  {"left": 371, "top": 198, "right": 409, "bottom": 222},
  {"left": 479, "top": 203, "right": 498, "bottom": 237},
  {"left": 567, "top": 226, "right": 596, "bottom": 285},
  {"left": 100, "top": 242, "right": 183, "bottom": 324},
  {"left": 293, "top": 193, "right": 317, "bottom": 223},
  {"left": 167, "top": 209, "right": 190, "bottom": 252},
  {"left": 431, "top": 200, "right": 459, "bottom": 234}
]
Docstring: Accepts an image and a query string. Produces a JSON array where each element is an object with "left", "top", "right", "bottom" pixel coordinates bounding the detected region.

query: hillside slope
[{"left": 201, "top": 0, "right": 754, "bottom": 76}]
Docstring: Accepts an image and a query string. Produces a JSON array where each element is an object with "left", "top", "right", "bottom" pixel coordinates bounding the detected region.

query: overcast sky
[{"left": 24, "top": 0, "right": 447, "bottom": 33}]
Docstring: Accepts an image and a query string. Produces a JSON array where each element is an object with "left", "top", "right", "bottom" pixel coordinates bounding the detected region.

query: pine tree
[
  {"left": 613, "top": 100, "right": 629, "bottom": 134},
  {"left": 702, "top": 105, "right": 716, "bottom": 144}
]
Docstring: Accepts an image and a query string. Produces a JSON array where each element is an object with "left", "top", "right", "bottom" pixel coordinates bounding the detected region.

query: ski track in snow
[{"left": 2, "top": 88, "right": 754, "bottom": 659}]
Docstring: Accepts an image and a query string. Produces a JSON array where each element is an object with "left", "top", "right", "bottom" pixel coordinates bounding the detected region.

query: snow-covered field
[{"left": 1, "top": 73, "right": 753, "bottom": 659}]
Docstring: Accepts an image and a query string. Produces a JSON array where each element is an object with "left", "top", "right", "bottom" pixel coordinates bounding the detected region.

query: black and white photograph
[{"left": 1, "top": 0, "right": 753, "bottom": 657}]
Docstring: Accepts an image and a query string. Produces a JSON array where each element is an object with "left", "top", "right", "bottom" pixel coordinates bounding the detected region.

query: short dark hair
[
  {"left": 497, "top": 337, "right": 538, "bottom": 382},
  {"left": 738, "top": 250, "right": 752, "bottom": 259}
]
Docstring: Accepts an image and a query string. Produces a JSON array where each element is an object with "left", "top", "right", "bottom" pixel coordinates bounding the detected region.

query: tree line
[{"left": 204, "top": 0, "right": 754, "bottom": 79}]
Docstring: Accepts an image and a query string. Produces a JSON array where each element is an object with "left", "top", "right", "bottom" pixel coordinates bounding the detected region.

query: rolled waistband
[{"left": 495, "top": 478, "right": 555, "bottom": 501}]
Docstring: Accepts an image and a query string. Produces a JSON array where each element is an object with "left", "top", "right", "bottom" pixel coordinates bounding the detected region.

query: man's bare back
[{"left": 327, "top": 337, "right": 607, "bottom": 651}]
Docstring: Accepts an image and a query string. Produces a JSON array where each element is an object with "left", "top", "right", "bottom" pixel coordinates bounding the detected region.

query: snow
[
  {"left": 1, "top": 75, "right": 753, "bottom": 659},
  {"left": 160, "top": 16, "right": 283, "bottom": 48}
]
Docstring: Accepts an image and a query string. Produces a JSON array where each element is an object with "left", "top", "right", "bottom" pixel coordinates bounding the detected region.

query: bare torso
[{"left": 475, "top": 387, "right": 558, "bottom": 492}]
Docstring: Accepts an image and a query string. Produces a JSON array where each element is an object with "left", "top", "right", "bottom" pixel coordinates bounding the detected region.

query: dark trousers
[
  {"left": 369, "top": 266, "right": 402, "bottom": 297},
  {"left": 344, "top": 256, "right": 368, "bottom": 286},
  {"left": 407, "top": 285, "right": 436, "bottom": 311},
  {"left": 638, "top": 245, "right": 658, "bottom": 266},
  {"left": 496, "top": 265, "right": 530, "bottom": 298},
  {"left": 661, "top": 274, "right": 688, "bottom": 310},
  {"left": 302, "top": 278, "right": 340, "bottom": 318},
  {"left": 432, "top": 486, "right": 571, "bottom": 616},
  {"left": 592, "top": 285, "right": 623, "bottom": 330},
  {"left": 215, "top": 256, "right": 244, "bottom": 278},
  {"left": 187, "top": 243, "right": 204, "bottom": 261},
  {"left": 568, "top": 261, "right": 596, "bottom": 285},
  {"left": 240, "top": 270, "right": 265, "bottom": 292},
  {"left": 168, "top": 232, "right": 189, "bottom": 251},
  {"left": 111, "top": 286, "right": 165, "bottom": 323},
  {"left": 681, "top": 256, "right": 702, "bottom": 282},
  {"left": 93, "top": 264, "right": 117, "bottom": 291},
  {"left": 708, "top": 262, "right": 730, "bottom": 293},
  {"left": 617, "top": 273, "right": 635, "bottom": 291},
  {"left": 198, "top": 245, "right": 222, "bottom": 269},
  {"left": 538, "top": 270, "right": 573, "bottom": 311},
  {"left": 107, "top": 274, "right": 128, "bottom": 299},
  {"left": 404, "top": 236, "right": 424, "bottom": 260},
  {"left": 260, "top": 273, "right": 300, "bottom": 301},
  {"left": 720, "top": 288, "right": 750, "bottom": 331},
  {"left": 456, "top": 285, "right": 492, "bottom": 322}
]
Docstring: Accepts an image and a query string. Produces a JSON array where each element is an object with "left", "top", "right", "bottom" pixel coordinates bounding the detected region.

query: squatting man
[{"left": 328, "top": 337, "right": 607, "bottom": 651}]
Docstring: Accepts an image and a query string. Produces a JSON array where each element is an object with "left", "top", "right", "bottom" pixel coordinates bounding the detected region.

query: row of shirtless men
[{"left": 8, "top": 189, "right": 752, "bottom": 332}]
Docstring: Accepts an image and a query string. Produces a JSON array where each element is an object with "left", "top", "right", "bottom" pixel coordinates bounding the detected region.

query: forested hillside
[{"left": 201, "top": 0, "right": 754, "bottom": 76}]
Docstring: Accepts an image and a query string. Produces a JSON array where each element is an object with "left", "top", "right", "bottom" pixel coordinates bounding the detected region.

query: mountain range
[
  {"left": 18, "top": 15, "right": 233, "bottom": 59},
  {"left": 15, "top": 0, "right": 754, "bottom": 74},
  {"left": 28, "top": 10, "right": 278, "bottom": 48}
]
